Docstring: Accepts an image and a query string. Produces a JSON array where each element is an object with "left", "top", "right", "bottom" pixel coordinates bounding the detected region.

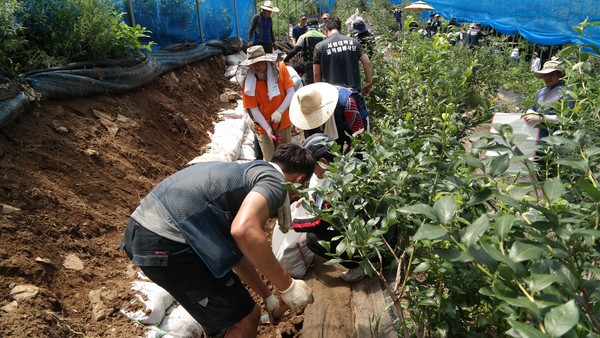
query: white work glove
[
  {"left": 523, "top": 109, "right": 543, "bottom": 124},
  {"left": 271, "top": 110, "right": 283, "bottom": 123},
  {"left": 281, "top": 279, "right": 314, "bottom": 311},
  {"left": 264, "top": 294, "right": 281, "bottom": 325}
]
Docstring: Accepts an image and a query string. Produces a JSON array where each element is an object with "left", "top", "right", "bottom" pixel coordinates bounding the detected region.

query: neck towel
[{"left": 244, "top": 63, "right": 281, "bottom": 100}]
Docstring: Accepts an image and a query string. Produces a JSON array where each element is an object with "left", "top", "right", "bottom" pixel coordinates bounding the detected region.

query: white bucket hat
[
  {"left": 240, "top": 45, "right": 277, "bottom": 66},
  {"left": 289, "top": 83, "right": 339, "bottom": 130},
  {"left": 260, "top": 1, "right": 279, "bottom": 12},
  {"left": 534, "top": 58, "right": 565, "bottom": 78}
]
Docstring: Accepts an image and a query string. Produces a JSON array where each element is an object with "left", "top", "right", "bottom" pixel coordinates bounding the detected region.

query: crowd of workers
[{"left": 120, "top": 1, "right": 573, "bottom": 336}]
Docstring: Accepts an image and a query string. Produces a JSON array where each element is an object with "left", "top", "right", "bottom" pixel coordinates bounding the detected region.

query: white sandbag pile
[
  {"left": 188, "top": 99, "right": 256, "bottom": 164},
  {"left": 121, "top": 275, "right": 204, "bottom": 338},
  {"left": 225, "top": 51, "right": 247, "bottom": 85}
]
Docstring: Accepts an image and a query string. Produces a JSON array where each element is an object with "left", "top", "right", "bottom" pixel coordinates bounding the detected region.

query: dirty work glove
[
  {"left": 523, "top": 109, "right": 543, "bottom": 124},
  {"left": 264, "top": 294, "right": 281, "bottom": 325},
  {"left": 281, "top": 279, "right": 314, "bottom": 311},
  {"left": 271, "top": 110, "right": 283, "bottom": 123}
]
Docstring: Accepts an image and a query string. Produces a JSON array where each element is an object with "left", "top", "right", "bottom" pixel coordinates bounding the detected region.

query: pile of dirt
[{"left": 0, "top": 55, "right": 312, "bottom": 337}]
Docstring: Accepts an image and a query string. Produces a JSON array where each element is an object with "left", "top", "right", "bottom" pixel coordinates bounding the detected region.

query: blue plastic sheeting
[
  {"left": 25, "top": 40, "right": 237, "bottom": 100},
  {"left": 113, "top": 0, "right": 336, "bottom": 47},
  {"left": 0, "top": 39, "right": 241, "bottom": 129},
  {"left": 1, "top": 39, "right": 239, "bottom": 127},
  {"left": 398, "top": 0, "right": 600, "bottom": 48},
  {"left": 317, "top": 0, "right": 334, "bottom": 14},
  {"left": 113, "top": 0, "right": 254, "bottom": 47},
  {"left": 0, "top": 93, "right": 31, "bottom": 129}
]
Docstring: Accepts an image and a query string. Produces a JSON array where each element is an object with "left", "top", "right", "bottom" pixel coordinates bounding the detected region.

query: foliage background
[{"left": 0, "top": 0, "right": 152, "bottom": 76}]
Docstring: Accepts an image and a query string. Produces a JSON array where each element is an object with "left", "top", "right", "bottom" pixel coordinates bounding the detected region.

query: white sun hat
[
  {"left": 289, "top": 83, "right": 339, "bottom": 130},
  {"left": 260, "top": 1, "right": 280, "bottom": 12}
]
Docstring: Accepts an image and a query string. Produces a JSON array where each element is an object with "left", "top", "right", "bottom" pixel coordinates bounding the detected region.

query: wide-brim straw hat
[
  {"left": 534, "top": 58, "right": 565, "bottom": 78},
  {"left": 240, "top": 45, "right": 277, "bottom": 66},
  {"left": 289, "top": 83, "right": 339, "bottom": 130},
  {"left": 260, "top": 0, "right": 279, "bottom": 12}
]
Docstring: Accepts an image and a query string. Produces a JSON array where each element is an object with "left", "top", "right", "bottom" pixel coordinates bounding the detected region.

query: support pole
[
  {"left": 233, "top": 0, "right": 240, "bottom": 39},
  {"left": 196, "top": 0, "right": 204, "bottom": 43},
  {"left": 127, "top": 0, "right": 135, "bottom": 26}
]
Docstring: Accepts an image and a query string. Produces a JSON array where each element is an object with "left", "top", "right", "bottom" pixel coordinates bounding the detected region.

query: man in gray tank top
[{"left": 121, "top": 143, "right": 315, "bottom": 337}]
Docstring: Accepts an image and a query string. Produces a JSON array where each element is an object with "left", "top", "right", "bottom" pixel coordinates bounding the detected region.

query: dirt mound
[{"left": 0, "top": 55, "right": 238, "bottom": 337}]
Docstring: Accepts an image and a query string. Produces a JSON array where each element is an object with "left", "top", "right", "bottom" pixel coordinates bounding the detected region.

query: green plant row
[{"left": 299, "top": 4, "right": 600, "bottom": 335}]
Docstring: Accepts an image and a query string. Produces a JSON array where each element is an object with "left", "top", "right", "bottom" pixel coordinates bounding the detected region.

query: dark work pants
[{"left": 120, "top": 219, "right": 255, "bottom": 336}]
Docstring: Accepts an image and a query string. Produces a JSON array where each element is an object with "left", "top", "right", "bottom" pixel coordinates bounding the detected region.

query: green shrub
[
  {"left": 298, "top": 12, "right": 600, "bottom": 336},
  {"left": 0, "top": 0, "right": 153, "bottom": 76},
  {"left": 0, "top": 0, "right": 30, "bottom": 75}
]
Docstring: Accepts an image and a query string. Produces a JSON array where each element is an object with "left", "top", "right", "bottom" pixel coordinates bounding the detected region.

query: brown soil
[{"left": 0, "top": 55, "right": 346, "bottom": 337}]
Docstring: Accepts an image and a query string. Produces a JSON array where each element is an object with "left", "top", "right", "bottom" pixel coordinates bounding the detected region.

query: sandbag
[
  {"left": 272, "top": 202, "right": 315, "bottom": 278},
  {"left": 146, "top": 304, "right": 204, "bottom": 338},
  {"left": 121, "top": 281, "right": 176, "bottom": 325}
]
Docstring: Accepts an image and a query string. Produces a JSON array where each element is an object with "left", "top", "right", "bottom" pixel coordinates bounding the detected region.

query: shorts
[{"left": 120, "top": 218, "right": 255, "bottom": 335}]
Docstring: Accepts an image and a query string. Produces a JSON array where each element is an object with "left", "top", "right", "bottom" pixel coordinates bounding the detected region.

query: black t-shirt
[{"left": 313, "top": 33, "right": 364, "bottom": 91}]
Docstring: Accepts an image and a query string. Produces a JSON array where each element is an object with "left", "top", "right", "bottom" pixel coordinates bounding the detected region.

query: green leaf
[
  {"left": 413, "top": 224, "right": 448, "bottom": 241},
  {"left": 507, "top": 319, "right": 550, "bottom": 338},
  {"left": 398, "top": 204, "right": 436, "bottom": 220},
  {"left": 469, "top": 247, "right": 498, "bottom": 270},
  {"left": 529, "top": 273, "right": 564, "bottom": 293},
  {"left": 559, "top": 45, "right": 579, "bottom": 57},
  {"left": 508, "top": 186, "right": 533, "bottom": 200},
  {"left": 543, "top": 136, "right": 578, "bottom": 149},
  {"left": 433, "top": 195, "right": 458, "bottom": 225},
  {"left": 584, "top": 145, "right": 600, "bottom": 157},
  {"left": 342, "top": 173, "right": 354, "bottom": 185},
  {"left": 509, "top": 241, "right": 544, "bottom": 262},
  {"left": 529, "top": 204, "right": 559, "bottom": 226},
  {"left": 468, "top": 188, "right": 493, "bottom": 205},
  {"left": 487, "top": 153, "right": 510, "bottom": 176},
  {"left": 434, "top": 248, "right": 473, "bottom": 262},
  {"left": 420, "top": 156, "right": 438, "bottom": 165},
  {"left": 575, "top": 178, "right": 600, "bottom": 202},
  {"left": 413, "top": 261, "right": 431, "bottom": 272},
  {"left": 336, "top": 240, "right": 348, "bottom": 256},
  {"left": 481, "top": 241, "right": 522, "bottom": 273},
  {"left": 543, "top": 178, "right": 565, "bottom": 203},
  {"left": 572, "top": 228, "right": 600, "bottom": 237},
  {"left": 461, "top": 154, "right": 485, "bottom": 170},
  {"left": 495, "top": 193, "right": 523, "bottom": 211},
  {"left": 504, "top": 297, "right": 542, "bottom": 320},
  {"left": 461, "top": 214, "right": 489, "bottom": 247},
  {"left": 544, "top": 300, "right": 579, "bottom": 337},
  {"left": 554, "top": 159, "right": 589, "bottom": 173},
  {"left": 494, "top": 214, "right": 516, "bottom": 239}
]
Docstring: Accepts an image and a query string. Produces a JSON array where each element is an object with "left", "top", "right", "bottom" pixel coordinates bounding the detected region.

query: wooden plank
[
  {"left": 301, "top": 257, "right": 355, "bottom": 338},
  {"left": 352, "top": 276, "right": 397, "bottom": 337}
]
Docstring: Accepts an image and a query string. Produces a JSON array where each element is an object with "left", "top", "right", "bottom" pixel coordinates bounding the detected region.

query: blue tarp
[
  {"left": 397, "top": 0, "right": 600, "bottom": 48},
  {"left": 113, "top": 0, "right": 335, "bottom": 47},
  {"left": 112, "top": 0, "right": 254, "bottom": 46}
]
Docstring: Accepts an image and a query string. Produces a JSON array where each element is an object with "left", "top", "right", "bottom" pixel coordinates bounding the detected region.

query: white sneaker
[{"left": 340, "top": 266, "right": 366, "bottom": 282}]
